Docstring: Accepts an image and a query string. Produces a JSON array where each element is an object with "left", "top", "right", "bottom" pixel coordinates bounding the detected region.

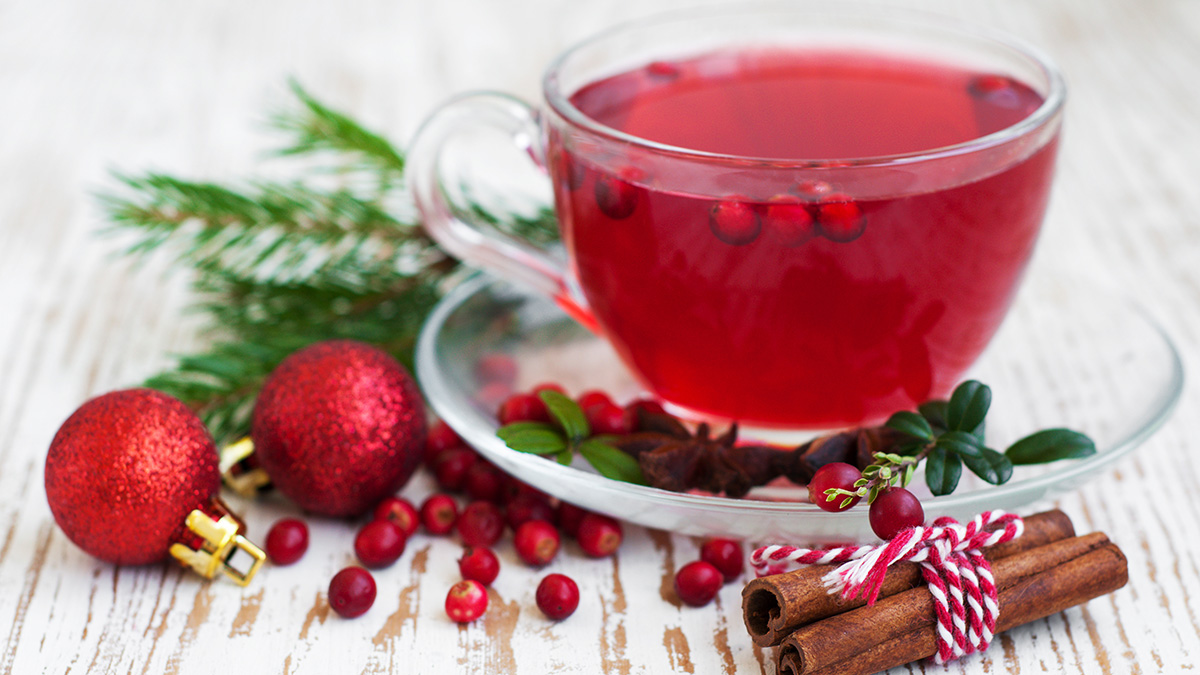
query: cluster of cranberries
[
  {"left": 807, "top": 462, "right": 926, "bottom": 540},
  {"left": 674, "top": 538, "right": 745, "bottom": 607},
  {"left": 708, "top": 188, "right": 867, "bottom": 247}
]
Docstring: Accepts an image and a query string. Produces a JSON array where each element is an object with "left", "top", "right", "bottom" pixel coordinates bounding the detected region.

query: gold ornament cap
[{"left": 169, "top": 499, "right": 265, "bottom": 586}]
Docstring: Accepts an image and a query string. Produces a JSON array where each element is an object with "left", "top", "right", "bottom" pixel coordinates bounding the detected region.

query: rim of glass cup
[{"left": 542, "top": 2, "right": 1066, "bottom": 168}]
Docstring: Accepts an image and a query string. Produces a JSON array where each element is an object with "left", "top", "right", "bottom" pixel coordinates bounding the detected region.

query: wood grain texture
[{"left": 1, "top": 0, "right": 1198, "bottom": 673}]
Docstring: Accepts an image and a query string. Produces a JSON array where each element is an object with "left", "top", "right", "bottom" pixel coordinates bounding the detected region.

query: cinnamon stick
[
  {"left": 776, "top": 532, "right": 1127, "bottom": 675},
  {"left": 742, "top": 509, "right": 1075, "bottom": 646}
]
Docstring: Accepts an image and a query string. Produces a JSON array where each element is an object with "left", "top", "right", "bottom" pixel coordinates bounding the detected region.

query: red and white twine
[{"left": 750, "top": 511, "right": 1024, "bottom": 664}]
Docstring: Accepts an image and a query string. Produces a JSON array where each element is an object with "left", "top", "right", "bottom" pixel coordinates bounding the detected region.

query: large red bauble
[
  {"left": 44, "top": 389, "right": 221, "bottom": 565},
  {"left": 252, "top": 340, "right": 426, "bottom": 517}
]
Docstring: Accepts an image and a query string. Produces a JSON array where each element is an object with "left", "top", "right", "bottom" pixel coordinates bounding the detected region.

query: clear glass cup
[{"left": 409, "top": 3, "right": 1066, "bottom": 429}]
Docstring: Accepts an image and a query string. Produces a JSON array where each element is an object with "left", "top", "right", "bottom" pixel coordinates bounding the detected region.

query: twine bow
[{"left": 750, "top": 511, "right": 1024, "bottom": 664}]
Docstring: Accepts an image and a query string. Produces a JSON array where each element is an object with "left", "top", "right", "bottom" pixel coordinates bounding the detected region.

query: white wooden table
[{"left": 3, "top": 0, "right": 1199, "bottom": 672}]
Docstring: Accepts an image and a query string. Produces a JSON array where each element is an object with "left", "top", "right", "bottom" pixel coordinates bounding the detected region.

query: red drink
[{"left": 549, "top": 49, "right": 1056, "bottom": 427}]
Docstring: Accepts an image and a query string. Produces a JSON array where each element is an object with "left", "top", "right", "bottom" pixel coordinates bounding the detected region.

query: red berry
[
  {"left": 433, "top": 446, "right": 479, "bottom": 491},
  {"left": 647, "top": 60, "right": 682, "bottom": 80},
  {"left": 355, "top": 520, "right": 407, "bottom": 568},
  {"left": 536, "top": 573, "right": 580, "bottom": 620},
  {"left": 499, "top": 478, "right": 549, "bottom": 506},
  {"left": 816, "top": 194, "right": 867, "bottom": 243},
  {"left": 514, "top": 520, "right": 561, "bottom": 567},
  {"left": 577, "top": 513, "right": 623, "bottom": 557},
  {"left": 457, "top": 501, "right": 505, "bottom": 547},
  {"left": 445, "top": 579, "right": 488, "bottom": 623},
  {"left": 475, "top": 353, "right": 518, "bottom": 386},
  {"left": 421, "top": 493, "right": 459, "bottom": 535},
  {"left": 329, "top": 567, "right": 376, "bottom": 618},
  {"left": 505, "top": 494, "right": 557, "bottom": 530},
  {"left": 594, "top": 169, "right": 640, "bottom": 220},
  {"left": 869, "top": 487, "right": 925, "bottom": 541},
  {"left": 699, "top": 538, "right": 744, "bottom": 583},
  {"left": 674, "top": 560, "right": 723, "bottom": 607},
  {"left": 497, "top": 392, "right": 551, "bottom": 425},
  {"left": 464, "top": 461, "right": 506, "bottom": 503},
  {"left": 577, "top": 390, "right": 615, "bottom": 414},
  {"left": 477, "top": 381, "right": 513, "bottom": 411},
  {"left": 623, "top": 398, "right": 667, "bottom": 431},
  {"left": 709, "top": 199, "right": 761, "bottom": 246},
  {"left": 808, "top": 462, "right": 863, "bottom": 512},
  {"left": 763, "top": 195, "right": 817, "bottom": 247},
  {"left": 557, "top": 502, "right": 589, "bottom": 538},
  {"left": 425, "top": 419, "right": 464, "bottom": 464},
  {"left": 586, "top": 401, "right": 632, "bottom": 435},
  {"left": 532, "top": 382, "right": 568, "bottom": 396},
  {"left": 265, "top": 518, "right": 309, "bottom": 565},
  {"left": 458, "top": 546, "right": 501, "bottom": 586},
  {"left": 795, "top": 179, "right": 834, "bottom": 199},
  {"left": 373, "top": 496, "right": 419, "bottom": 538}
]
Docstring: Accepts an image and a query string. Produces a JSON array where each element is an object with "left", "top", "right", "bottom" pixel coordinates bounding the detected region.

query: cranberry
[
  {"left": 594, "top": 169, "right": 640, "bottom": 220},
  {"left": 506, "top": 494, "right": 557, "bottom": 530},
  {"left": 709, "top": 199, "right": 761, "bottom": 246},
  {"left": 577, "top": 390, "right": 615, "bottom": 414},
  {"left": 499, "top": 478, "right": 549, "bottom": 506},
  {"left": 699, "top": 538, "right": 744, "bottom": 583},
  {"left": 463, "top": 461, "right": 506, "bottom": 503},
  {"left": 816, "top": 194, "right": 867, "bottom": 243},
  {"left": 794, "top": 179, "right": 834, "bottom": 199},
  {"left": 425, "top": 419, "right": 464, "bottom": 464},
  {"left": 457, "top": 501, "right": 505, "bottom": 547},
  {"left": 373, "top": 496, "right": 420, "bottom": 538},
  {"left": 497, "top": 392, "right": 551, "bottom": 425},
  {"left": 433, "top": 446, "right": 479, "bottom": 491},
  {"left": 536, "top": 573, "right": 580, "bottom": 620},
  {"left": 646, "top": 60, "right": 682, "bottom": 81},
  {"left": 532, "top": 382, "right": 568, "bottom": 396},
  {"left": 869, "top": 487, "right": 925, "bottom": 540},
  {"left": 445, "top": 579, "right": 488, "bottom": 623},
  {"left": 763, "top": 195, "right": 817, "bottom": 247},
  {"left": 514, "top": 520, "right": 561, "bottom": 567},
  {"left": 557, "top": 502, "right": 589, "bottom": 537},
  {"left": 477, "top": 381, "right": 512, "bottom": 411},
  {"left": 674, "top": 560, "right": 723, "bottom": 607},
  {"left": 577, "top": 513, "right": 623, "bottom": 557},
  {"left": 265, "top": 518, "right": 308, "bottom": 565},
  {"left": 328, "top": 567, "right": 376, "bottom": 618},
  {"left": 355, "top": 520, "right": 407, "bottom": 568},
  {"left": 420, "top": 493, "right": 459, "bottom": 535},
  {"left": 458, "top": 546, "right": 501, "bottom": 586},
  {"left": 587, "top": 401, "right": 632, "bottom": 435},
  {"left": 623, "top": 398, "right": 667, "bottom": 431},
  {"left": 807, "top": 462, "right": 863, "bottom": 512},
  {"left": 475, "top": 353, "right": 518, "bottom": 386}
]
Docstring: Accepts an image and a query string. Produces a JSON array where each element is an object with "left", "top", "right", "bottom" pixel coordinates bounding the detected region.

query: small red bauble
[
  {"left": 420, "top": 493, "right": 458, "bottom": 535},
  {"left": 373, "top": 496, "right": 420, "bottom": 538},
  {"left": 44, "top": 389, "right": 264, "bottom": 584},
  {"left": 808, "top": 462, "right": 862, "bottom": 512},
  {"left": 869, "top": 487, "right": 926, "bottom": 540},
  {"left": 577, "top": 514, "right": 623, "bottom": 557},
  {"left": 329, "top": 567, "right": 376, "bottom": 618},
  {"left": 265, "top": 518, "right": 309, "bottom": 565},
  {"left": 514, "top": 520, "right": 560, "bottom": 567},
  {"left": 536, "top": 574, "right": 580, "bottom": 621},
  {"left": 457, "top": 501, "right": 504, "bottom": 547},
  {"left": 699, "top": 538, "right": 744, "bottom": 583},
  {"left": 355, "top": 520, "right": 407, "bottom": 568},
  {"left": 445, "top": 579, "right": 489, "bottom": 623},
  {"left": 252, "top": 340, "right": 426, "bottom": 518},
  {"left": 458, "top": 546, "right": 501, "bottom": 586},
  {"left": 675, "top": 560, "right": 723, "bottom": 607}
]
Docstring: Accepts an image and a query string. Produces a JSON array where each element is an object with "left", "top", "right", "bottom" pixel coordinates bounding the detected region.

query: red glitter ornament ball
[
  {"left": 252, "top": 340, "right": 426, "bottom": 517},
  {"left": 44, "top": 389, "right": 221, "bottom": 565}
]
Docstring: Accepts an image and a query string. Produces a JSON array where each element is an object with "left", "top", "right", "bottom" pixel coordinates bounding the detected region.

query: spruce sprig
[{"left": 102, "top": 82, "right": 556, "bottom": 445}]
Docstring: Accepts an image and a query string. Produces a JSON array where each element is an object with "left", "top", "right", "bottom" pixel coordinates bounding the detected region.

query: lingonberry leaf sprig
[
  {"left": 497, "top": 391, "right": 648, "bottom": 485},
  {"left": 822, "top": 380, "right": 1096, "bottom": 507}
]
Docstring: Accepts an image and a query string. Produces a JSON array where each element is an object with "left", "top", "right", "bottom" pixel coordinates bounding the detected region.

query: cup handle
[{"left": 408, "top": 92, "right": 597, "bottom": 331}]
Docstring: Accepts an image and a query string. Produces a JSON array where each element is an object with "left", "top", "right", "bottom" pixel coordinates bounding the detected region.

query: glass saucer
[{"left": 415, "top": 270, "right": 1182, "bottom": 542}]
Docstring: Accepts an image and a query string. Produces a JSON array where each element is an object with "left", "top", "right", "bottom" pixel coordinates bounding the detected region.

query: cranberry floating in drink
[{"left": 410, "top": 6, "right": 1065, "bottom": 429}]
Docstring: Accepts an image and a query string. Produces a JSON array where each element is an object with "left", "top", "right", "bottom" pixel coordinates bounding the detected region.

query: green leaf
[
  {"left": 947, "top": 381, "right": 991, "bottom": 433},
  {"left": 1005, "top": 429, "right": 1096, "bottom": 465},
  {"left": 556, "top": 450, "right": 574, "bottom": 465},
  {"left": 918, "top": 400, "right": 949, "bottom": 433},
  {"left": 540, "top": 390, "right": 590, "bottom": 441},
  {"left": 885, "top": 411, "right": 935, "bottom": 441},
  {"left": 961, "top": 447, "right": 1014, "bottom": 485},
  {"left": 935, "top": 430, "right": 984, "bottom": 458},
  {"left": 577, "top": 439, "right": 646, "bottom": 484},
  {"left": 497, "top": 425, "right": 567, "bottom": 455},
  {"left": 924, "top": 446, "right": 963, "bottom": 496}
]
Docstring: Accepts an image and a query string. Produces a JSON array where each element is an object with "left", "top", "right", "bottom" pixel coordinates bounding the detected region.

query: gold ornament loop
[{"left": 169, "top": 510, "right": 265, "bottom": 586}]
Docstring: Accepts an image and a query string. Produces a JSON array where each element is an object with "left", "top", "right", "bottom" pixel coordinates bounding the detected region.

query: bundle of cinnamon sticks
[{"left": 741, "top": 510, "right": 1128, "bottom": 675}]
